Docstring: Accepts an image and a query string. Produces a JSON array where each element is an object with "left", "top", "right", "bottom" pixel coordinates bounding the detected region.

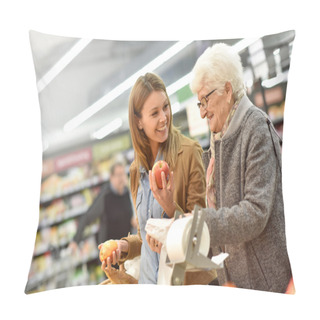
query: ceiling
[{"left": 29, "top": 30, "right": 294, "bottom": 158}]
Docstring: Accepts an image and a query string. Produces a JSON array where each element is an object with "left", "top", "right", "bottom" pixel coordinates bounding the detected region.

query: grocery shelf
[
  {"left": 38, "top": 204, "right": 90, "bottom": 230},
  {"left": 25, "top": 250, "right": 99, "bottom": 293},
  {"left": 40, "top": 175, "right": 107, "bottom": 204}
]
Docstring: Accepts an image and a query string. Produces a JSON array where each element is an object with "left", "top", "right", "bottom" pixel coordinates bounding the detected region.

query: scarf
[{"left": 206, "top": 94, "right": 243, "bottom": 208}]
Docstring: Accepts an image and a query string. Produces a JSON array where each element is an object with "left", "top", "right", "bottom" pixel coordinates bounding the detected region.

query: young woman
[{"left": 100, "top": 72, "right": 215, "bottom": 285}]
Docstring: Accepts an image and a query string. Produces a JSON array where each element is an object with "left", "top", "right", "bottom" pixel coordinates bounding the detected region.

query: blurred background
[{"left": 25, "top": 30, "right": 295, "bottom": 293}]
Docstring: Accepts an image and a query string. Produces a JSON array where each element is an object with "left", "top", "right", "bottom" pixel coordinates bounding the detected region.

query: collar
[
  {"left": 210, "top": 94, "right": 243, "bottom": 154},
  {"left": 221, "top": 94, "right": 252, "bottom": 140}
]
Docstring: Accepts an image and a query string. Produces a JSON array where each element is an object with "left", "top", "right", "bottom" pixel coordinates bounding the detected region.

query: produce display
[{"left": 152, "top": 160, "right": 170, "bottom": 189}]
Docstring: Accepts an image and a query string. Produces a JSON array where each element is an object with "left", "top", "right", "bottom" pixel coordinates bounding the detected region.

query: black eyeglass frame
[{"left": 197, "top": 88, "right": 217, "bottom": 109}]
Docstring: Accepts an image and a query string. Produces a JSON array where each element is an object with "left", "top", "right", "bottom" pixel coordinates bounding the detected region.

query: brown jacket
[{"left": 120, "top": 134, "right": 216, "bottom": 284}]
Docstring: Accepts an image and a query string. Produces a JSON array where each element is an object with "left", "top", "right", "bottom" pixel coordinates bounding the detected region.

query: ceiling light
[
  {"left": 64, "top": 41, "right": 193, "bottom": 132},
  {"left": 171, "top": 102, "right": 181, "bottom": 114},
  {"left": 37, "top": 38, "right": 92, "bottom": 93},
  {"left": 91, "top": 118, "right": 122, "bottom": 140},
  {"left": 167, "top": 72, "right": 192, "bottom": 96}
]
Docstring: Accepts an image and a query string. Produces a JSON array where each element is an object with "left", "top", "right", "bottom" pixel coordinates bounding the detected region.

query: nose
[
  {"left": 200, "top": 107, "right": 207, "bottom": 119},
  {"left": 159, "top": 109, "right": 167, "bottom": 123}
]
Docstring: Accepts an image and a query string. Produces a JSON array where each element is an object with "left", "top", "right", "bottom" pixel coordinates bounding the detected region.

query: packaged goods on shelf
[
  {"left": 39, "top": 187, "right": 100, "bottom": 230},
  {"left": 26, "top": 236, "right": 99, "bottom": 293}
]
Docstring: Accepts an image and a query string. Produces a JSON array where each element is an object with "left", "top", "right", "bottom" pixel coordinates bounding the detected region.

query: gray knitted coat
[{"left": 202, "top": 95, "right": 292, "bottom": 293}]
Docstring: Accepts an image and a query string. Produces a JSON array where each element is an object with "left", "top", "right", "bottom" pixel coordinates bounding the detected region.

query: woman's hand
[
  {"left": 149, "top": 170, "right": 176, "bottom": 217},
  {"left": 146, "top": 233, "right": 162, "bottom": 254},
  {"left": 98, "top": 240, "right": 128, "bottom": 266},
  {"left": 100, "top": 257, "right": 138, "bottom": 284},
  {"left": 100, "top": 250, "right": 120, "bottom": 272},
  {"left": 101, "top": 256, "right": 125, "bottom": 283}
]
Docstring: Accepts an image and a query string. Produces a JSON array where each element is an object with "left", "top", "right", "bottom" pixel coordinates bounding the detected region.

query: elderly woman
[{"left": 189, "top": 43, "right": 292, "bottom": 293}]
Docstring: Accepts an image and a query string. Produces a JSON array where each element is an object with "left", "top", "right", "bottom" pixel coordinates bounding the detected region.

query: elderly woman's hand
[
  {"left": 146, "top": 233, "right": 162, "bottom": 254},
  {"left": 149, "top": 170, "right": 176, "bottom": 217}
]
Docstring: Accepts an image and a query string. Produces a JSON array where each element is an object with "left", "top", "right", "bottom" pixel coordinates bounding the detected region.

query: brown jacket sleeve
[
  {"left": 173, "top": 135, "right": 206, "bottom": 213},
  {"left": 119, "top": 233, "right": 142, "bottom": 262}
]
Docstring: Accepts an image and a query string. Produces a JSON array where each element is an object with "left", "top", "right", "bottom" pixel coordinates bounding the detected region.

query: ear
[
  {"left": 135, "top": 115, "right": 143, "bottom": 130},
  {"left": 225, "top": 82, "right": 233, "bottom": 103}
]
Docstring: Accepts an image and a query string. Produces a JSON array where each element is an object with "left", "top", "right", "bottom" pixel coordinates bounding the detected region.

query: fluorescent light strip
[
  {"left": 91, "top": 118, "right": 123, "bottom": 140},
  {"left": 167, "top": 72, "right": 192, "bottom": 96},
  {"left": 64, "top": 41, "right": 193, "bottom": 132},
  {"left": 37, "top": 38, "right": 92, "bottom": 93},
  {"left": 171, "top": 102, "right": 181, "bottom": 115}
]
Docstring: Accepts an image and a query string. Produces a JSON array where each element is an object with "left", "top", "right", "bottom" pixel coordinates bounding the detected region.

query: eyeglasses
[{"left": 197, "top": 88, "right": 217, "bottom": 109}]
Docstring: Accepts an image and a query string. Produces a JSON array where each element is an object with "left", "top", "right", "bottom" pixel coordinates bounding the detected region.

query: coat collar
[
  {"left": 202, "top": 95, "right": 253, "bottom": 170},
  {"left": 222, "top": 94, "right": 252, "bottom": 140}
]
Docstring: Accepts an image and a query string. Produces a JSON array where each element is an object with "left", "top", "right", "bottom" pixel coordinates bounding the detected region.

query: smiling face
[
  {"left": 138, "top": 90, "right": 170, "bottom": 159},
  {"left": 197, "top": 83, "right": 234, "bottom": 133}
]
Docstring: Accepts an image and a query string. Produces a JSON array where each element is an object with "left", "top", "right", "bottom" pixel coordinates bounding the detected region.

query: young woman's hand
[{"left": 149, "top": 170, "right": 176, "bottom": 217}]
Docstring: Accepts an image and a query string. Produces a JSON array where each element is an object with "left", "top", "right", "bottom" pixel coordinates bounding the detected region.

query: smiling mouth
[{"left": 157, "top": 124, "right": 167, "bottom": 132}]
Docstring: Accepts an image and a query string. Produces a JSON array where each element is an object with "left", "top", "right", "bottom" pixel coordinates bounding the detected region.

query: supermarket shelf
[
  {"left": 38, "top": 204, "right": 90, "bottom": 230},
  {"left": 33, "top": 224, "right": 99, "bottom": 257},
  {"left": 40, "top": 175, "right": 108, "bottom": 204},
  {"left": 25, "top": 251, "right": 99, "bottom": 293}
]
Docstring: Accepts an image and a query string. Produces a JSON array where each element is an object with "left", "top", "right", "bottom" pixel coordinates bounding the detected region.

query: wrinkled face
[
  {"left": 197, "top": 85, "right": 231, "bottom": 133},
  {"left": 138, "top": 90, "right": 170, "bottom": 153},
  {"left": 110, "top": 165, "right": 128, "bottom": 194}
]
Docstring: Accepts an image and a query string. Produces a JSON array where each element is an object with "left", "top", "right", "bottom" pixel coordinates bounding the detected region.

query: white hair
[{"left": 190, "top": 43, "right": 245, "bottom": 100}]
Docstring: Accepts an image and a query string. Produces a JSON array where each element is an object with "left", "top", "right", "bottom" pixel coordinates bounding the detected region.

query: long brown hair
[{"left": 128, "top": 73, "right": 181, "bottom": 201}]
